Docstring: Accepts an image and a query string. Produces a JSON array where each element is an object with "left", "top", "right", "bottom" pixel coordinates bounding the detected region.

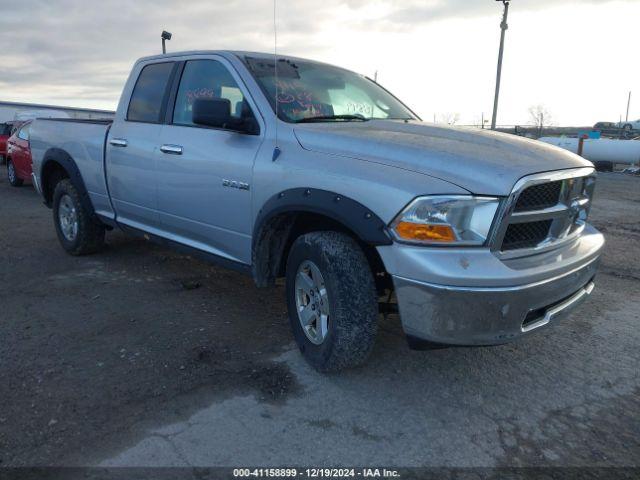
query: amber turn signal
[{"left": 394, "top": 221, "right": 456, "bottom": 242}]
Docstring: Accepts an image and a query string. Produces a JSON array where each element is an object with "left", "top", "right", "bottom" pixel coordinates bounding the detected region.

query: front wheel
[
  {"left": 285, "top": 231, "right": 378, "bottom": 372},
  {"left": 52, "top": 179, "right": 105, "bottom": 255},
  {"left": 7, "top": 160, "right": 23, "bottom": 187}
]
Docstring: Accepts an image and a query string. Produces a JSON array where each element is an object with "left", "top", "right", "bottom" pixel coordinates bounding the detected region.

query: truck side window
[
  {"left": 173, "top": 60, "right": 248, "bottom": 128},
  {"left": 127, "top": 62, "right": 174, "bottom": 123}
]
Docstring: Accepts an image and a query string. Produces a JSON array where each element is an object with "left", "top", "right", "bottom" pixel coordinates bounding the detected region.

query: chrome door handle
[
  {"left": 109, "top": 138, "right": 128, "bottom": 148},
  {"left": 160, "top": 144, "right": 183, "bottom": 155}
]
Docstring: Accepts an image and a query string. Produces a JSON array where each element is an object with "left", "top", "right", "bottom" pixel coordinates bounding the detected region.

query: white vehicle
[{"left": 14, "top": 109, "right": 70, "bottom": 122}]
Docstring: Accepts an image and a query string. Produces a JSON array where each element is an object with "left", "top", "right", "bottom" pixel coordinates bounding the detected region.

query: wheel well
[
  {"left": 252, "top": 211, "right": 391, "bottom": 293},
  {"left": 41, "top": 160, "right": 70, "bottom": 206}
]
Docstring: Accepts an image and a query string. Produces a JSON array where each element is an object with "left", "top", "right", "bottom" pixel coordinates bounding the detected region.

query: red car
[
  {"left": 0, "top": 122, "right": 13, "bottom": 165},
  {"left": 6, "top": 121, "right": 33, "bottom": 187}
]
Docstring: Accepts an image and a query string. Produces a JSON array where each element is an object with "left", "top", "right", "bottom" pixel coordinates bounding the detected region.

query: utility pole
[
  {"left": 626, "top": 91, "right": 632, "bottom": 123},
  {"left": 491, "top": 1, "right": 510, "bottom": 130}
]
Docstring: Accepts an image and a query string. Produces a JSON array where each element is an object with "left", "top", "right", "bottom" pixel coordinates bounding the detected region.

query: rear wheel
[
  {"left": 53, "top": 179, "right": 105, "bottom": 255},
  {"left": 7, "top": 160, "right": 23, "bottom": 187},
  {"left": 285, "top": 231, "right": 378, "bottom": 372}
]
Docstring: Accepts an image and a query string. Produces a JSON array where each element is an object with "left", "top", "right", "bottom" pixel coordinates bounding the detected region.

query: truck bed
[{"left": 30, "top": 117, "right": 115, "bottom": 221}]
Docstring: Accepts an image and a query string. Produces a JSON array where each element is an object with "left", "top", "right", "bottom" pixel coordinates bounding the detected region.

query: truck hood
[{"left": 293, "top": 121, "right": 592, "bottom": 196}]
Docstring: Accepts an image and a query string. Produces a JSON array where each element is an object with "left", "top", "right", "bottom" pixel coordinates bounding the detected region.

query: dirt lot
[{"left": 0, "top": 172, "right": 638, "bottom": 468}]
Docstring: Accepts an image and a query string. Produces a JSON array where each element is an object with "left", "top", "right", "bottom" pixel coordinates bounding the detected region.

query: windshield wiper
[{"left": 295, "top": 114, "right": 368, "bottom": 123}]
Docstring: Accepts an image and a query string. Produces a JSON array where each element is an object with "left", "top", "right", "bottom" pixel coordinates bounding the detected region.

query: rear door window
[{"left": 127, "top": 62, "right": 175, "bottom": 123}]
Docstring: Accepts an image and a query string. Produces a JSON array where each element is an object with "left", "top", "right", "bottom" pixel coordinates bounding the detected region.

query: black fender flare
[
  {"left": 253, "top": 188, "right": 392, "bottom": 247},
  {"left": 41, "top": 148, "right": 95, "bottom": 215},
  {"left": 251, "top": 188, "right": 392, "bottom": 287}
]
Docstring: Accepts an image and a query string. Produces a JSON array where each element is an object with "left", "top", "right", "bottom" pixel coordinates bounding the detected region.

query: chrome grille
[
  {"left": 491, "top": 168, "right": 596, "bottom": 258},
  {"left": 502, "top": 220, "right": 553, "bottom": 251},
  {"left": 514, "top": 181, "right": 562, "bottom": 212}
]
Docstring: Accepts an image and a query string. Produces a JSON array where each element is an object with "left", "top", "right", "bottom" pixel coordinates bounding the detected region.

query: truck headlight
[{"left": 390, "top": 196, "right": 500, "bottom": 246}]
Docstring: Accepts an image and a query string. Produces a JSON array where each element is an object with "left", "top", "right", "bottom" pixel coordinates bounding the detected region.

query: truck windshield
[{"left": 244, "top": 56, "right": 417, "bottom": 123}]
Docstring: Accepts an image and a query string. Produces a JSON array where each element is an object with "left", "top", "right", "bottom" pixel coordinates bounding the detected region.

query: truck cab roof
[{"left": 135, "top": 50, "right": 337, "bottom": 69}]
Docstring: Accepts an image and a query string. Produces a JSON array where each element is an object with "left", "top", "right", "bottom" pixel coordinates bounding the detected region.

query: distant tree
[
  {"left": 437, "top": 112, "right": 460, "bottom": 125},
  {"left": 528, "top": 104, "right": 554, "bottom": 136}
]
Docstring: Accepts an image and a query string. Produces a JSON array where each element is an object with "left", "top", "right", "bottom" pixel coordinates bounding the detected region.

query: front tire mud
[{"left": 285, "top": 231, "right": 378, "bottom": 372}]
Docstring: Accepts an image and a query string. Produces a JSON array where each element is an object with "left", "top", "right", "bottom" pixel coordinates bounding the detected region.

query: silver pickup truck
[{"left": 30, "top": 50, "right": 604, "bottom": 372}]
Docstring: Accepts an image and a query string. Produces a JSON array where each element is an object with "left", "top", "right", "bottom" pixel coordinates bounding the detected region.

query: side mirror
[
  {"left": 192, "top": 98, "right": 259, "bottom": 135},
  {"left": 192, "top": 98, "right": 232, "bottom": 129}
]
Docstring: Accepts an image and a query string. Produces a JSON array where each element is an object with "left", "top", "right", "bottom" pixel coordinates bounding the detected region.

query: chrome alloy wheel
[
  {"left": 295, "top": 260, "right": 330, "bottom": 345},
  {"left": 7, "top": 162, "right": 16, "bottom": 183},
  {"left": 58, "top": 194, "right": 79, "bottom": 242}
]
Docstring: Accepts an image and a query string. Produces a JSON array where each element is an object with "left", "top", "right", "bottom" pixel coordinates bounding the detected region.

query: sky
[{"left": 0, "top": 0, "right": 638, "bottom": 126}]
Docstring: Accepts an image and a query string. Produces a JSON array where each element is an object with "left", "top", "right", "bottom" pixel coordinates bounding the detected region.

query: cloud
[
  {"left": 0, "top": 0, "right": 635, "bottom": 113},
  {"left": 0, "top": 0, "right": 370, "bottom": 106},
  {"left": 382, "top": 0, "right": 633, "bottom": 26}
]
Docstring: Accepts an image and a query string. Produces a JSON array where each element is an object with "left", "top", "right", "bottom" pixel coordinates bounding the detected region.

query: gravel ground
[{"left": 0, "top": 171, "right": 638, "bottom": 468}]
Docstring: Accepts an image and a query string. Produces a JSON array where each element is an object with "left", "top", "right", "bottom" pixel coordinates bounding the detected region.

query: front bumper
[{"left": 383, "top": 225, "right": 604, "bottom": 345}]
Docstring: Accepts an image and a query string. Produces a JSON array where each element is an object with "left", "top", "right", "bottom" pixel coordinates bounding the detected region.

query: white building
[{"left": 0, "top": 100, "right": 114, "bottom": 123}]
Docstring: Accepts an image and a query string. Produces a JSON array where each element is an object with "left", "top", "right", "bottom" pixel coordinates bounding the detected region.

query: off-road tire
[
  {"left": 285, "top": 231, "right": 378, "bottom": 372},
  {"left": 7, "top": 160, "right": 23, "bottom": 187},
  {"left": 53, "top": 179, "right": 105, "bottom": 255}
]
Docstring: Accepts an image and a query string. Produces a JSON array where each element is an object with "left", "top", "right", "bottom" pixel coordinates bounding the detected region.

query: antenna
[{"left": 272, "top": 0, "right": 281, "bottom": 161}]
